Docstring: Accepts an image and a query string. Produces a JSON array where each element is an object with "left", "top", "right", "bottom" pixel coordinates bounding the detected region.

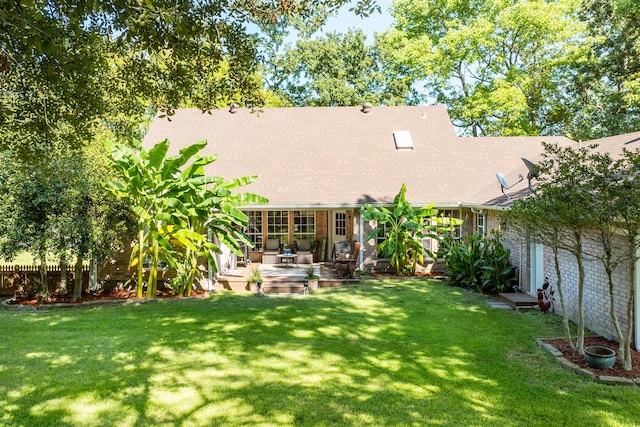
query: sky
[{"left": 309, "top": 0, "right": 394, "bottom": 42}]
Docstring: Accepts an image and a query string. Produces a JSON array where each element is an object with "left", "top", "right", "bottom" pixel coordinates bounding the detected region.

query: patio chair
[
  {"left": 295, "top": 239, "right": 315, "bottom": 264},
  {"left": 262, "top": 238, "right": 281, "bottom": 264},
  {"left": 333, "top": 241, "right": 361, "bottom": 279},
  {"left": 331, "top": 240, "right": 352, "bottom": 260}
]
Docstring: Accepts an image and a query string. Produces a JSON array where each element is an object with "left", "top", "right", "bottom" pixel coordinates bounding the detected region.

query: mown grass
[{"left": 0, "top": 279, "right": 639, "bottom": 426}]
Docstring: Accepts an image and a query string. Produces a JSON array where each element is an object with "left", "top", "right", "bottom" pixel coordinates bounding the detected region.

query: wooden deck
[
  {"left": 499, "top": 292, "right": 538, "bottom": 310},
  {"left": 214, "top": 263, "right": 358, "bottom": 295}
]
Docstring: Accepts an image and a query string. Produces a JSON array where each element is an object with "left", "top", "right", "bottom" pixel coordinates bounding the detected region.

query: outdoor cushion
[
  {"left": 264, "top": 238, "right": 280, "bottom": 252},
  {"left": 332, "top": 240, "right": 352, "bottom": 259},
  {"left": 296, "top": 239, "right": 312, "bottom": 253}
]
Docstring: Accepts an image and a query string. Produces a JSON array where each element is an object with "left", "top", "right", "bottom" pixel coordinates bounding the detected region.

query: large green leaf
[{"left": 147, "top": 139, "right": 170, "bottom": 171}]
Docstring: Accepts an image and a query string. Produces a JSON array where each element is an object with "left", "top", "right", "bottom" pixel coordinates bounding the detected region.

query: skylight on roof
[{"left": 393, "top": 131, "right": 414, "bottom": 150}]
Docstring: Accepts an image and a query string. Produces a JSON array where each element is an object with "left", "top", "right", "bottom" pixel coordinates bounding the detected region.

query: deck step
[{"left": 499, "top": 292, "right": 538, "bottom": 310}]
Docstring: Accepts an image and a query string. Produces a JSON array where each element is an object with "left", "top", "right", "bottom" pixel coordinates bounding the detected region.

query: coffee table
[{"left": 276, "top": 253, "right": 298, "bottom": 268}]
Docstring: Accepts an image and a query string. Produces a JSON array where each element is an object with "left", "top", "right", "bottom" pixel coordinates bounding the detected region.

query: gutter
[
  {"left": 459, "top": 202, "right": 510, "bottom": 211},
  {"left": 240, "top": 203, "right": 368, "bottom": 210},
  {"left": 240, "top": 201, "right": 510, "bottom": 211}
]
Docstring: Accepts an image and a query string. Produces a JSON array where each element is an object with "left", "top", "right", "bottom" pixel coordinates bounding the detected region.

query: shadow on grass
[{"left": 1, "top": 280, "right": 639, "bottom": 426}]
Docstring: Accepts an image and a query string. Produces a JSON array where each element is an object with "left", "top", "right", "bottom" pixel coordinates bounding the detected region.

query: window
[
  {"left": 477, "top": 213, "right": 486, "bottom": 236},
  {"left": 267, "top": 210, "right": 288, "bottom": 245},
  {"left": 335, "top": 212, "right": 346, "bottom": 236},
  {"left": 438, "top": 209, "right": 461, "bottom": 238},
  {"left": 376, "top": 222, "right": 389, "bottom": 258},
  {"left": 293, "top": 210, "right": 315, "bottom": 240},
  {"left": 424, "top": 209, "right": 461, "bottom": 258},
  {"left": 244, "top": 211, "right": 262, "bottom": 250}
]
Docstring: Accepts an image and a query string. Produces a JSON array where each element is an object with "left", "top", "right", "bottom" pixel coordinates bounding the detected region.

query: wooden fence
[{"left": 0, "top": 264, "right": 91, "bottom": 297}]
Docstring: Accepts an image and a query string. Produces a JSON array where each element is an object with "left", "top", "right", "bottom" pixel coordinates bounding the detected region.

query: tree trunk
[
  {"left": 186, "top": 250, "right": 197, "bottom": 297},
  {"left": 574, "top": 232, "right": 585, "bottom": 355},
  {"left": 38, "top": 252, "right": 49, "bottom": 300},
  {"left": 553, "top": 244, "right": 575, "bottom": 353},
  {"left": 137, "top": 225, "right": 144, "bottom": 299},
  {"left": 606, "top": 264, "right": 628, "bottom": 367},
  {"left": 623, "top": 236, "right": 637, "bottom": 370},
  {"left": 89, "top": 254, "right": 97, "bottom": 292},
  {"left": 146, "top": 238, "right": 159, "bottom": 299},
  {"left": 73, "top": 256, "right": 83, "bottom": 302},
  {"left": 59, "top": 258, "right": 68, "bottom": 295},
  {"left": 599, "top": 228, "right": 628, "bottom": 368}
]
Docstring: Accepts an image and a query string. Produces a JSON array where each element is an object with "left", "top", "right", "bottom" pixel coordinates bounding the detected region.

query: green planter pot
[{"left": 584, "top": 345, "right": 616, "bottom": 369}]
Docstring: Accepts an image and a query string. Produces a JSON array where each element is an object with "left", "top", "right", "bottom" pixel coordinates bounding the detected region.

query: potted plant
[
  {"left": 305, "top": 266, "right": 319, "bottom": 291},
  {"left": 247, "top": 268, "right": 263, "bottom": 295}
]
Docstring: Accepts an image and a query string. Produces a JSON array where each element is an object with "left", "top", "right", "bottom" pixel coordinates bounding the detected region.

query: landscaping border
[
  {"left": 0, "top": 295, "right": 207, "bottom": 311},
  {"left": 537, "top": 338, "right": 640, "bottom": 386}
]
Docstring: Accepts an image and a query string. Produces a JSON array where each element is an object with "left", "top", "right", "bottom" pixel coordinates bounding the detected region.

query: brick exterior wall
[
  {"left": 498, "top": 207, "right": 633, "bottom": 341},
  {"left": 542, "top": 236, "right": 632, "bottom": 341},
  {"left": 490, "top": 211, "right": 530, "bottom": 292}
]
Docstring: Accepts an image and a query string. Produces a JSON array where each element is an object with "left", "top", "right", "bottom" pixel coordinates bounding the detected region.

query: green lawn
[
  {"left": 0, "top": 251, "right": 87, "bottom": 266},
  {"left": 1, "top": 279, "right": 639, "bottom": 426}
]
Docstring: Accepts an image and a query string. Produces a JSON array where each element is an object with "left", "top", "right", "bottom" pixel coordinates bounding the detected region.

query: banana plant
[
  {"left": 108, "top": 138, "right": 267, "bottom": 298},
  {"left": 165, "top": 159, "right": 267, "bottom": 296},
  {"left": 363, "top": 184, "right": 441, "bottom": 276},
  {"left": 108, "top": 140, "right": 175, "bottom": 298}
]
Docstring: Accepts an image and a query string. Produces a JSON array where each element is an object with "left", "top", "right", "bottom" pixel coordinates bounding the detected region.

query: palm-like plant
[
  {"left": 108, "top": 139, "right": 267, "bottom": 298},
  {"left": 166, "top": 160, "right": 266, "bottom": 296},
  {"left": 363, "top": 184, "right": 443, "bottom": 276}
]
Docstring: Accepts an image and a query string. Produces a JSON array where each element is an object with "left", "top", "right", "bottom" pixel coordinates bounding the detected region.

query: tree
[
  {"left": 0, "top": 0, "right": 381, "bottom": 156},
  {"left": 363, "top": 184, "right": 443, "bottom": 276},
  {"left": 537, "top": 143, "right": 600, "bottom": 355},
  {"left": 510, "top": 145, "right": 640, "bottom": 369},
  {"left": 566, "top": 0, "right": 640, "bottom": 140},
  {"left": 507, "top": 185, "right": 578, "bottom": 353},
  {"left": 108, "top": 139, "right": 267, "bottom": 298},
  {"left": 264, "top": 29, "right": 419, "bottom": 106},
  {"left": 585, "top": 149, "right": 640, "bottom": 370},
  {"left": 0, "top": 144, "right": 131, "bottom": 300},
  {"left": 163, "top": 152, "right": 267, "bottom": 296},
  {"left": 379, "top": 0, "right": 589, "bottom": 136},
  {"left": 507, "top": 143, "right": 619, "bottom": 357}
]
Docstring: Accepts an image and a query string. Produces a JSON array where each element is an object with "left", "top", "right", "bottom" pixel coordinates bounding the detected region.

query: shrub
[{"left": 442, "top": 230, "right": 516, "bottom": 294}]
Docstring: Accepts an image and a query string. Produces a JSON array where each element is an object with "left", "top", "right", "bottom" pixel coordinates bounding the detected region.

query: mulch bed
[
  {"left": 6, "top": 288, "right": 208, "bottom": 306},
  {"left": 544, "top": 336, "right": 640, "bottom": 379}
]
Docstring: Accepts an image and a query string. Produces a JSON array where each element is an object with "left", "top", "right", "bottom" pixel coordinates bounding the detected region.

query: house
[
  {"left": 142, "top": 104, "right": 569, "bottom": 277},
  {"left": 142, "top": 104, "right": 640, "bottom": 345}
]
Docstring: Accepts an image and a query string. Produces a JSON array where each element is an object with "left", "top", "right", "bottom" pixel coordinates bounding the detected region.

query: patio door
[{"left": 330, "top": 210, "right": 348, "bottom": 253}]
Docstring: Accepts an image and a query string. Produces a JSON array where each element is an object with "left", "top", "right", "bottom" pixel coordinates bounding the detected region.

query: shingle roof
[
  {"left": 142, "top": 106, "right": 577, "bottom": 208},
  {"left": 584, "top": 131, "right": 640, "bottom": 156}
]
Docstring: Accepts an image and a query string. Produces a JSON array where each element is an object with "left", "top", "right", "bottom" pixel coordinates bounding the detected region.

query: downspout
[
  {"left": 359, "top": 208, "right": 364, "bottom": 271},
  {"left": 635, "top": 243, "right": 640, "bottom": 351}
]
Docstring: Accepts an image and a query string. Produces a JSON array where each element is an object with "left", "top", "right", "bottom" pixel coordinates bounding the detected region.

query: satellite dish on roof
[
  {"left": 522, "top": 158, "right": 540, "bottom": 178},
  {"left": 496, "top": 172, "right": 509, "bottom": 189},
  {"left": 496, "top": 172, "right": 524, "bottom": 200},
  {"left": 522, "top": 157, "right": 541, "bottom": 192}
]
